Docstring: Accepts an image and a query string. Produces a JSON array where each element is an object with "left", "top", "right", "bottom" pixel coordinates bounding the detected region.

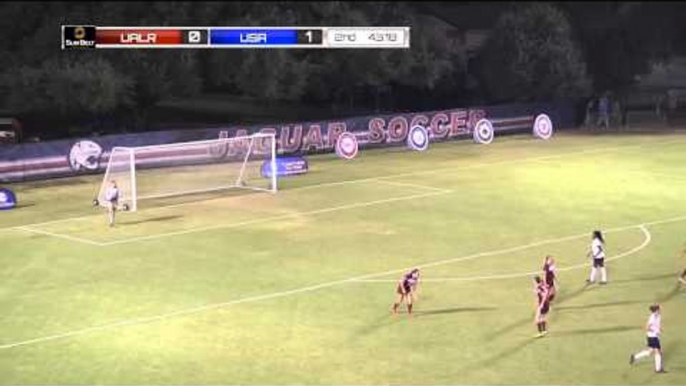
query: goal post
[
  {"left": 95, "top": 133, "right": 278, "bottom": 212},
  {"left": 96, "top": 146, "right": 136, "bottom": 211}
]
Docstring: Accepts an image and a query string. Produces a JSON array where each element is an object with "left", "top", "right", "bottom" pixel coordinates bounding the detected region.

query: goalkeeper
[{"left": 105, "top": 180, "right": 120, "bottom": 227}]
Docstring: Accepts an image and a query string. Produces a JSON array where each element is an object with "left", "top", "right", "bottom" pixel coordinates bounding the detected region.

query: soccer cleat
[
  {"left": 655, "top": 369, "right": 667, "bottom": 374},
  {"left": 535, "top": 332, "right": 545, "bottom": 338},
  {"left": 629, "top": 355, "right": 634, "bottom": 365},
  {"left": 678, "top": 277, "right": 686, "bottom": 285},
  {"left": 600, "top": 281, "right": 608, "bottom": 285}
]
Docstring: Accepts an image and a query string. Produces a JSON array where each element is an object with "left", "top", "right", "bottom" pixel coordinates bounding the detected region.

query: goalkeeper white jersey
[{"left": 106, "top": 187, "right": 120, "bottom": 202}]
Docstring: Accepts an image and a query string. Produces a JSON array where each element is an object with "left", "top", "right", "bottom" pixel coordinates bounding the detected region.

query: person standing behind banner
[
  {"left": 612, "top": 98, "right": 621, "bottom": 128},
  {"left": 585, "top": 97, "right": 595, "bottom": 128},
  {"left": 597, "top": 94, "right": 610, "bottom": 130}
]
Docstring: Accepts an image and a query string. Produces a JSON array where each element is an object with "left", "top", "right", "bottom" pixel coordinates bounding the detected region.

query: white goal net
[{"left": 95, "top": 133, "right": 277, "bottom": 212}]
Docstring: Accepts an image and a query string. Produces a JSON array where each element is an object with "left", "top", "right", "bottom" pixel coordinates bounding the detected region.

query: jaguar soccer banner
[{"left": 0, "top": 101, "right": 575, "bottom": 182}]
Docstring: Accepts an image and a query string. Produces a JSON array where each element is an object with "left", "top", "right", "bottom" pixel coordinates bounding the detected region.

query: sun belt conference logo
[
  {"left": 69, "top": 140, "right": 103, "bottom": 172},
  {"left": 473, "top": 119, "right": 494, "bottom": 144},
  {"left": 335, "top": 132, "right": 359, "bottom": 160},
  {"left": 533, "top": 114, "right": 553, "bottom": 140}
]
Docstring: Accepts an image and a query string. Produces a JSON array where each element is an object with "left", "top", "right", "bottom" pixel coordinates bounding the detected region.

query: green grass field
[{"left": 1, "top": 130, "right": 685, "bottom": 385}]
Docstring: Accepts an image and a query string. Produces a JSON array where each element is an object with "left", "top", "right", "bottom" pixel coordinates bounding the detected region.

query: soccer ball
[
  {"left": 122, "top": 203, "right": 130, "bottom": 211},
  {"left": 92, "top": 198, "right": 99, "bottom": 207}
]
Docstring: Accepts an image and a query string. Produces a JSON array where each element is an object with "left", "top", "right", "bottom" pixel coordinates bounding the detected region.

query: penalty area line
[
  {"left": 373, "top": 179, "right": 453, "bottom": 193},
  {"left": 15, "top": 226, "right": 105, "bottom": 247},
  {"left": 355, "top": 225, "right": 651, "bottom": 283}
]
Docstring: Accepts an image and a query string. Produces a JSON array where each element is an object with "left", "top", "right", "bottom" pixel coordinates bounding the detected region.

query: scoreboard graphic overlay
[{"left": 62, "top": 26, "right": 410, "bottom": 49}]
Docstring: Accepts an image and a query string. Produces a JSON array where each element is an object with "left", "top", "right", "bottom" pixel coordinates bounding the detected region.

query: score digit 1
[{"left": 296, "top": 29, "right": 322, "bottom": 45}]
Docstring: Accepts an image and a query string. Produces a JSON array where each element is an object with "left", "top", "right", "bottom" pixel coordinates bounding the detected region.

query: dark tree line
[{"left": 0, "top": 1, "right": 683, "bottom": 138}]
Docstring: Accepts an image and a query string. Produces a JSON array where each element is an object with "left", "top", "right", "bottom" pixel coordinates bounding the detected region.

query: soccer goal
[{"left": 95, "top": 133, "right": 277, "bottom": 212}]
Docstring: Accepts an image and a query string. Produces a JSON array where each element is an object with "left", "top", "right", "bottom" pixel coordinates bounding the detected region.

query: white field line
[
  {"left": 101, "top": 190, "right": 451, "bottom": 246},
  {"left": 1, "top": 135, "right": 683, "bottom": 233},
  {"left": 355, "top": 225, "right": 651, "bottom": 283},
  {"left": 373, "top": 179, "right": 453, "bottom": 193},
  {"left": 0, "top": 218, "right": 676, "bottom": 351},
  {"left": 14, "top": 226, "right": 105, "bottom": 247}
]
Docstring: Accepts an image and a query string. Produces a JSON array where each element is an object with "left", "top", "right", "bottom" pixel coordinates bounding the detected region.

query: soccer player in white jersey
[
  {"left": 630, "top": 303, "right": 666, "bottom": 373},
  {"left": 586, "top": 230, "right": 607, "bottom": 284},
  {"left": 105, "top": 180, "right": 120, "bottom": 227}
]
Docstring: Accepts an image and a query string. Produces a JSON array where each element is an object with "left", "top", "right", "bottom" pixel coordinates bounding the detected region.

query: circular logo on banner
[
  {"left": 473, "top": 119, "right": 494, "bottom": 145},
  {"left": 336, "top": 132, "right": 358, "bottom": 160},
  {"left": 68, "top": 140, "right": 103, "bottom": 172},
  {"left": 0, "top": 188, "right": 17, "bottom": 210},
  {"left": 533, "top": 114, "right": 554, "bottom": 140},
  {"left": 407, "top": 125, "right": 429, "bottom": 152}
]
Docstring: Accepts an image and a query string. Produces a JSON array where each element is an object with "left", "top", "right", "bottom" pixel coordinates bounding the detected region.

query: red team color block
[{"left": 96, "top": 29, "right": 184, "bottom": 45}]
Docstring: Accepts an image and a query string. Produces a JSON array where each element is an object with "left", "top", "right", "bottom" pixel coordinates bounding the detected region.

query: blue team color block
[{"left": 210, "top": 29, "right": 298, "bottom": 45}]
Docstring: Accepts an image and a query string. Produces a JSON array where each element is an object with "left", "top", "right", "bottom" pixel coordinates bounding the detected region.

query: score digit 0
[
  {"left": 183, "top": 29, "right": 208, "bottom": 45},
  {"left": 296, "top": 29, "right": 322, "bottom": 45}
]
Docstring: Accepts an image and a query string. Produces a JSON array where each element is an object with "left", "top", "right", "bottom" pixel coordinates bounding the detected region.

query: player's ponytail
[{"left": 593, "top": 230, "right": 604, "bottom": 243}]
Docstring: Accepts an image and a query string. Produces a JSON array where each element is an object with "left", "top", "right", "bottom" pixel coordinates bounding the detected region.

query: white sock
[
  {"left": 634, "top": 349, "right": 651, "bottom": 360},
  {"left": 601, "top": 267, "right": 607, "bottom": 282},
  {"left": 655, "top": 352, "right": 662, "bottom": 371},
  {"left": 590, "top": 268, "right": 597, "bottom": 282}
]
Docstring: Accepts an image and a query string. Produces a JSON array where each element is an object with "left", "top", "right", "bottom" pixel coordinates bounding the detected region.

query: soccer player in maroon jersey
[
  {"left": 542, "top": 255, "right": 558, "bottom": 302},
  {"left": 391, "top": 268, "right": 420, "bottom": 316},
  {"left": 533, "top": 276, "right": 551, "bottom": 337}
]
